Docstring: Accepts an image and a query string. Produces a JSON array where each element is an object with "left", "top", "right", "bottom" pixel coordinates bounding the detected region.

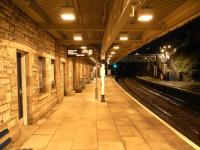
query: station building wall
[{"left": 0, "top": 0, "right": 92, "bottom": 143}]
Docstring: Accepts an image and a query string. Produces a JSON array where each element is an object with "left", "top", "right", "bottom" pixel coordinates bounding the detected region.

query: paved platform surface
[
  {"left": 13, "top": 77, "right": 193, "bottom": 150},
  {"left": 139, "top": 76, "right": 200, "bottom": 94}
]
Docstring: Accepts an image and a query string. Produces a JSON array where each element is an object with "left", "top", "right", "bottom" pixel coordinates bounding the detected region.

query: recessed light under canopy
[
  {"left": 81, "top": 46, "right": 87, "bottom": 49},
  {"left": 120, "top": 33, "right": 129, "bottom": 41},
  {"left": 113, "top": 45, "right": 120, "bottom": 50},
  {"left": 108, "top": 55, "right": 113, "bottom": 58},
  {"left": 111, "top": 51, "right": 116, "bottom": 55},
  {"left": 73, "top": 33, "right": 82, "bottom": 41},
  {"left": 61, "top": 7, "right": 76, "bottom": 21},
  {"left": 137, "top": 8, "right": 153, "bottom": 22}
]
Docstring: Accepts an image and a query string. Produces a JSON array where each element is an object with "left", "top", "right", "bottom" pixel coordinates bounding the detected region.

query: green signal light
[{"left": 113, "top": 64, "right": 117, "bottom": 68}]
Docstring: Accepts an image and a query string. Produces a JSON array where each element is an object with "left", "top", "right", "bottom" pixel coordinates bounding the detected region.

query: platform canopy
[{"left": 11, "top": 0, "right": 200, "bottom": 62}]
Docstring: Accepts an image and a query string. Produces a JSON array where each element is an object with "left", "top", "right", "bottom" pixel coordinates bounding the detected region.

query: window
[
  {"left": 38, "top": 57, "right": 46, "bottom": 93},
  {"left": 51, "top": 59, "right": 56, "bottom": 89}
]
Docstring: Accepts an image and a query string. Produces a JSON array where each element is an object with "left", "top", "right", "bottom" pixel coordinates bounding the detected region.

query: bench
[{"left": 0, "top": 128, "right": 11, "bottom": 149}]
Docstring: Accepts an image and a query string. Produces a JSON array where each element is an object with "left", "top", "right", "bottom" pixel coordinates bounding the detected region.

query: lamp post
[
  {"left": 100, "top": 63, "right": 105, "bottom": 102},
  {"left": 95, "top": 65, "right": 98, "bottom": 100}
]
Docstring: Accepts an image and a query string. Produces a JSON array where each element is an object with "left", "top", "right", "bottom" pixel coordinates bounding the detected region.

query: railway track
[{"left": 117, "top": 77, "right": 200, "bottom": 146}]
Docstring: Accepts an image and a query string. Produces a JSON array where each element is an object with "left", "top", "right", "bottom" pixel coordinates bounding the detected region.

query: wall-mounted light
[
  {"left": 108, "top": 55, "right": 113, "bottom": 58},
  {"left": 113, "top": 45, "right": 120, "bottom": 50},
  {"left": 73, "top": 33, "right": 82, "bottom": 41},
  {"left": 61, "top": 7, "right": 76, "bottom": 21},
  {"left": 120, "top": 33, "right": 128, "bottom": 41},
  {"left": 161, "top": 49, "right": 165, "bottom": 53},
  {"left": 137, "top": 8, "right": 153, "bottom": 22},
  {"left": 111, "top": 51, "right": 116, "bottom": 55}
]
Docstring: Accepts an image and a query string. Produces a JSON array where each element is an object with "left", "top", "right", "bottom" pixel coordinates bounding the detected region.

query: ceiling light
[
  {"left": 137, "top": 8, "right": 153, "bottom": 22},
  {"left": 73, "top": 33, "right": 82, "bottom": 41},
  {"left": 111, "top": 51, "right": 116, "bottom": 55},
  {"left": 61, "top": 14, "right": 75, "bottom": 21},
  {"left": 61, "top": 7, "right": 75, "bottom": 21},
  {"left": 108, "top": 55, "right": 113, "bottom": 58},
  {"left": 130, "top": 5, "right": 135, "bottom": 17},
  {"left": 113, "top": 45, "right": 120, "bottom": 50},
  {"left": 81, "top": 46, "right": 87, "bottom": 49},
  {"left": 120, "top": 33, "right": 128, "bottom": 41}
]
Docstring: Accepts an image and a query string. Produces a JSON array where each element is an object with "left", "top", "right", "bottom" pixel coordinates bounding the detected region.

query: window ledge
[{"left": 39, "top": 93, "right": 49, "bottom": 101}]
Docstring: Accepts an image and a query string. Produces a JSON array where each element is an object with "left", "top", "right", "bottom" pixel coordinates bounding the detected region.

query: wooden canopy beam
[
  {"left": 111, "top": 0, "right": 200, "bottom": 63},
  {"left": 58, "top": 39, "right": 142, "bottom": 45},
  {"left": 38, "top": 23, "right": 160, "bottom": 32},
  {"left": 101, "top": 0, "right": 133, "bottom": 58}
]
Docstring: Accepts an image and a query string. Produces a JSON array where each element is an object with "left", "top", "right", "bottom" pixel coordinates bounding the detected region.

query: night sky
[{"left": 131, "top": 16, "right": 200, "bottom": 55}]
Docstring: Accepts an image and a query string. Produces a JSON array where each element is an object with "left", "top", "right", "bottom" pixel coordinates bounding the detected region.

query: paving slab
[{"left": 14, "top": 77, "right": 194, "bottom": 150}]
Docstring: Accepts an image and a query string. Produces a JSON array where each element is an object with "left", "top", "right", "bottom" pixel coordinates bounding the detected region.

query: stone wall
[
  {"left": 0, "top": 0, "right": 62, "bottom": 142},
  {"left": 0, "top": 0, "right": 93, "bottom": 145}
]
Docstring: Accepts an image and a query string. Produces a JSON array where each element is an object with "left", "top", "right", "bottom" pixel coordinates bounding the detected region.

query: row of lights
[
  {"left": 60, "top": 7, "right": 153, "bottom": 22},
  {"left": 60, "top": 7, "right": 153, "bottom": 39},
  {"left": 60, "top": 6, "right": 154, "bottom": 61},
  {"left": 60, "top": 7, "right": 83, "bottom": 41},
  {"left": 72, "top": 31, "right": 129, "bottom": 42},
  {"left": 108, "top": 33, "right": 129, "bottom": 58},
  {"left": 160, "top": 45, "right": 178, "bottom": 61},
  {"left": 160, "top": 45, "right": 172, "bottom": 53},
  {"left": 108, "top": 45, "right": 120, "bottom": 59},
  {"left": 107, "top": 7, "right": 154, "bottom": 60}
]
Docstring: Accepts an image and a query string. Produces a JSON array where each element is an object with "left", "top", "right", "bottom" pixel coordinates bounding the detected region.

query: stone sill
[{"left": 39, "top": 93, "right": 49, "bottom": 101}]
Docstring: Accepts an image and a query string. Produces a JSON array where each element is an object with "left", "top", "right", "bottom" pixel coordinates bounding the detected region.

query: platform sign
[
  {"left": 67, "top": 49, "right": 92, "bottom": 57},
  {"left": 67, "top": 50, "right": 77, "bottom": 56}
]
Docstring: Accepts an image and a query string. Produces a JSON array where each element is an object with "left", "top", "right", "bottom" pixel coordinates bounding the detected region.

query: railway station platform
[
  {"left": 12, "top": 77, "right": 193, "bottom": 150},
  {"left": 138, "top": 76, "right": 200, "bottom": 94}
]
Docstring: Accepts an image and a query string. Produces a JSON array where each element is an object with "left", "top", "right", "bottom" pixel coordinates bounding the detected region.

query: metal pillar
[{"left": 100, "top": 63, "right": 105, "bottom": 102}]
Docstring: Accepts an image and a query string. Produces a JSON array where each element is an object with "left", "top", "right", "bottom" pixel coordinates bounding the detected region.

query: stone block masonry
[{"left": 0, "top": 0, "right": 93, "bottom": 146}]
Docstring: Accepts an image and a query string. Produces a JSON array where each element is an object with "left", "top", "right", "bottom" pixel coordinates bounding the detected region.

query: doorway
[
  {"left": 73, "top": 60, "right": 76, "bottom": 90},
  {"left": 17, "top": 52, "right": 23, "bottom": 119},
  {"left": 63, "top": 62, "right": 66, "bottom": 96},
  {"left": 60, "top": 62, "right": 65, "bottom": 96},
  {"left": 16, "top": 51, "right": 28, "bottom": 125}
]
